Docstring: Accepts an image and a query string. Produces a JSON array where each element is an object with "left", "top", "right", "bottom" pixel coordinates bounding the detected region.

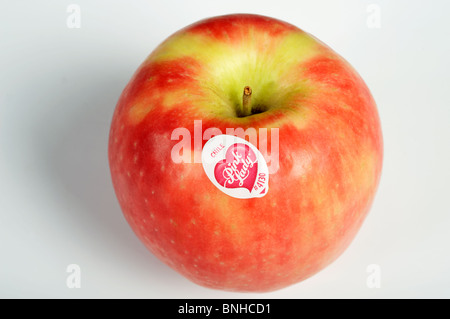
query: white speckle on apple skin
[{"left": 170, "top": 219, "right": 177, "bottom": 226}]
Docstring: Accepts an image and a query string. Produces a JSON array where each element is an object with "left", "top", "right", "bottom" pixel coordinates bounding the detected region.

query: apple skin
[{"left": 108, "top": 14, "right": 383, "bottom": 292}]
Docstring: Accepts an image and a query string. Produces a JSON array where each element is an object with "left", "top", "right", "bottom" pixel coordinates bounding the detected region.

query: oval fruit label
[{"left": 202, "top": 135, "right": 269, "bottom": 199}]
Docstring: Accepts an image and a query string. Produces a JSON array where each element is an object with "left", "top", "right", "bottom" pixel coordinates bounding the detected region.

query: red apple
[{"left": 108, "top": 14, "right": 383, "bottom": 292}]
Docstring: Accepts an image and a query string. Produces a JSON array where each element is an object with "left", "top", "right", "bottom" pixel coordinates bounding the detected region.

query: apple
[{"left": 108, "top": 14, "right": 383, "bottom": 292}]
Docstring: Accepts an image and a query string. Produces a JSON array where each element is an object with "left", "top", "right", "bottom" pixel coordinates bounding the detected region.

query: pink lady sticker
[{"left": 202, "top": 135, "right": 269, "bottom": 199}]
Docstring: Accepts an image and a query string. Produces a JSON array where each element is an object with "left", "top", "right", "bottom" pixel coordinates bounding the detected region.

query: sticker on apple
[{"left": 202, "top": 135, "right": 269, "bottom": 199}]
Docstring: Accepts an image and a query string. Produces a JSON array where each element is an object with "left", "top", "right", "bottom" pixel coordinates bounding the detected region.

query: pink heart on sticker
[{"left": 214, "top": 143, "right": 258, "bottom": 193}]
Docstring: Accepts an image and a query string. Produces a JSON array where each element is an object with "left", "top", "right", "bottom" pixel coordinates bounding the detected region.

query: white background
[{"left": 1, "top": 0, "right": 449, "bottom": 298}]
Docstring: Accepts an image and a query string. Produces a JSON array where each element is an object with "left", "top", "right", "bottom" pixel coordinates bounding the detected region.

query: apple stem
[{"left": 242, "top": 86, "right": 252, "bottom": 116}]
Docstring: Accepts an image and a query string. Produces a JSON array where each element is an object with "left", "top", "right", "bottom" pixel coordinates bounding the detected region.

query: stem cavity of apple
[{"left": 242, "top": 86, "right": 252, "bottom": 117}]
